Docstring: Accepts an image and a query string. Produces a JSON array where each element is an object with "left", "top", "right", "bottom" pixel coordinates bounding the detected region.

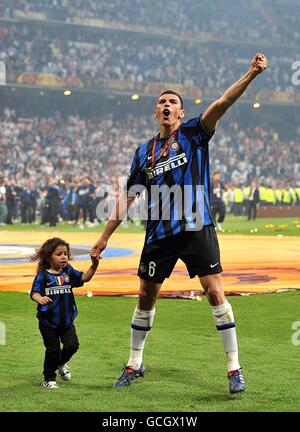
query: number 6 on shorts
[{"left": 148, "top": 261, "right": 156, "bottom": 277}]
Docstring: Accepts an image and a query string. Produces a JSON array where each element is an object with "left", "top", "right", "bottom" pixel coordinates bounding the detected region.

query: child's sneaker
[
  {"left": 58, "top": 363, "right": 71, "bottom": 381},
  {"left": 42, "top": 380, "right": 59, "bottom": 389}
]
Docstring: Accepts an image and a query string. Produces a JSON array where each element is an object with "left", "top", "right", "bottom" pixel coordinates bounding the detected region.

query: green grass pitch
[
  {"left": 1, "top": 216, "right": 299, "bottom": 236},
  {"left": 1, "top": 291, "right": 300, "bottom": 412},
  {"left": 0, "top": 216, "right": 299, "bottom": 412}
]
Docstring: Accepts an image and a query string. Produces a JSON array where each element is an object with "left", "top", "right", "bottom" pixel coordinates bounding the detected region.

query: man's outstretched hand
[
  {"left": 250, "top": 53, "right": 268, "bottom": 77},
  {"left": 90, "top": 238, "right": 108, "bottom": 259}
]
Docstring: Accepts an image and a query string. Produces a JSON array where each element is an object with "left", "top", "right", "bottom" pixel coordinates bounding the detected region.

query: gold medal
[{"left": 144, "top": 167, "right": 154, "bottom": 179}]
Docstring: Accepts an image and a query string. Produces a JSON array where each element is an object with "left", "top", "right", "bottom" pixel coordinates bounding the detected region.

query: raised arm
[
  {"left": 202, "top": 53, "right": 268, "bottom": 133},
  {"left": 90, "top": 191, "right": 136, "bottom": 259}
]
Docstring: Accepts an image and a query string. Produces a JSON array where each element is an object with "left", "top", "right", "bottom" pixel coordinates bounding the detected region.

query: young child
[{"left": 30, "top": 237, "right": 99, "bottom": 389}]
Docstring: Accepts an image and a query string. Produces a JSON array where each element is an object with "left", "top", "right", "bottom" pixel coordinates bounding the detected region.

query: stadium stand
[
  {"left": 0, "top": 0, "right": 299, "bottom": 225},
  {"left": 2, "top": 0, "right": 300, "bottom": 45}
]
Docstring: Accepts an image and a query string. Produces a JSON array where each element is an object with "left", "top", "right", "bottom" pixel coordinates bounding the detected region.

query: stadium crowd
[
  {"left": 1, "top": 0, "right": 300, "bottom": 45},
  {"left": 0, "top": 22, "right": 297, "bottom": 98},
  {"left": 0, "top": 107, "right": 299, "bottom": 226},
  {"left": 0, "top": 1, "right": 299, "bottom": 226}
]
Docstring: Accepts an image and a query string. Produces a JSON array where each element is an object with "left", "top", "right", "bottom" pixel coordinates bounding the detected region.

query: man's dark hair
[{"left": 159, "top": 90, "right": 184, "bottom": 109}]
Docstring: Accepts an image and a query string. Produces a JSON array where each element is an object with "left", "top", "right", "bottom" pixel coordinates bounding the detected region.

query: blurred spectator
[
  {"left": 247, "top": 180, "right": 260, "bottom": 220},
  {"left": 210, "top": 171, "right": 226, "bottom": 229},
  {"left": 46, "top": 177, "right": 62, "bottom": 227},
  {"left": 0, "top": 178, "right": 7, "bottom": 225},
  {"left": 19, "top": 180, "right": 34, "bottom": 224},
  {"left": 4, "top": 177, "right": 16, "bottom": 224}
]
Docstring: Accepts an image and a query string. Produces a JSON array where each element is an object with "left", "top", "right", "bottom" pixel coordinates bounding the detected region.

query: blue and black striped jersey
[
  {"left": 30, "top": 264, "right": 84, "bottom": 328},
  {"left": 126, "top": 114, "right": 215, "bottom": 243}
]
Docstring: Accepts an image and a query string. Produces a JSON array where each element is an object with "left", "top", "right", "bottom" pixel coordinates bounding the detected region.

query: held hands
[
  {"left": 90, "top": 255, "right": 100, "bottom": 265},
  {"left": 249, "top": 53, "right": 268, "bottom": 77},
  {"left": 90, "top": 238, "right": 108, "bottom": 260}
]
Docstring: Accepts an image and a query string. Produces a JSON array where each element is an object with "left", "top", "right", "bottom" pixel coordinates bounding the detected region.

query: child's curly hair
[{"left": 30, "top": 237, "right": 72, "bottom": 272}]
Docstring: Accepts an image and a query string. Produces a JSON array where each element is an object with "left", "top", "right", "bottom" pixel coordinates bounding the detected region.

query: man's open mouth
[{"left": 163, "top": 109, "right": 170, "bottom": 118}]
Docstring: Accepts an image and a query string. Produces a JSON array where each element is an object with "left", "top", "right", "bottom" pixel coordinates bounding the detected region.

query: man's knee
[
  {"left": 139, "top": 291, "right": 158, "bottom": 309},
  {"left": 138, "top": 279, "right": 161, "bottom": 310},
  {"left": 199, "top": 273, "right": 225, "bottom": 304},
  {"left": 200, "top": 273, "right": 221, "bottom": 290}
]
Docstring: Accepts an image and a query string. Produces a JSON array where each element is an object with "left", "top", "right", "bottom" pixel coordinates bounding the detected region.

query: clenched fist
[{"left": 250, "top": 53, "right": 268, "bottom": 76}]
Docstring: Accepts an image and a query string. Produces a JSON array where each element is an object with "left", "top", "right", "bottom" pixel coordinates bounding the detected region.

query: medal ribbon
[{"left": 150, "top": 128, "right": 178, "bottom": 169}]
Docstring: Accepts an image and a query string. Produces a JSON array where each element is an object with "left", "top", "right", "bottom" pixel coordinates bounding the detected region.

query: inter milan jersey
[
  {"left": 126, "top": 114, "right": 215, "bottom": 243},
  {"left": 30, "top": 265, "right": 84, "bottom": 328}
]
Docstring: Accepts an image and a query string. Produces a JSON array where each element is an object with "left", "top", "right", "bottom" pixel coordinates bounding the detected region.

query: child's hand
[
  {"left": 90, "top": 255, "right": 100, "bottom": 265},
  {"left": 39, "top": 296, "right": 53, "bottom": 305},
  {"left": 91, "top": 239, "right": 107, "bottom": 259}
]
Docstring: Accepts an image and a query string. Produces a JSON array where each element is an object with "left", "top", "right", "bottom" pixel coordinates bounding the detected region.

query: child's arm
[
  {"left": 31, "top": 292, "right": 53, "bottom": 305},
  {"left": 30, "top": 272, "right": 52, "bottom": 304},
  {"left": 81, "top": 256, "right": 99, "bottom": 282}
]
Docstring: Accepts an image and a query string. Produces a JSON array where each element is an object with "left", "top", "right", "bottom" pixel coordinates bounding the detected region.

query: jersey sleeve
[
  {"left": 67, "top": 265, "right": 84, "bottom": 288},
  {"left": 30, "top": 271, "right": 44, "bottom": 300},
  {"left": 125, "top": 149, "right": 146, "bottom": 197},
  {"left": 181, "top": 114, "right": 215, "bottom": 148}
]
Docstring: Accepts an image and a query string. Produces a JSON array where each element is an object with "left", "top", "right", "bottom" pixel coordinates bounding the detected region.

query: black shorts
[{"left": 138, "top": 225, "right": 223, "bottom": 283}]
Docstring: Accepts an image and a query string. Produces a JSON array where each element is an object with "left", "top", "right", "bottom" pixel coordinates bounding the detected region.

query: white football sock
[
  {"left": 212, "top": 300, "right": 241, "bottom": 372},
  {"left": 128, "top": 306, "right": 156, "bottom": 370}
]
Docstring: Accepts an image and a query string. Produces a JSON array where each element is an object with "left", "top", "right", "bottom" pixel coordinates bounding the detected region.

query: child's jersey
[{"left": 30, "top": 265, "right": 84, "bottom": 328}]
